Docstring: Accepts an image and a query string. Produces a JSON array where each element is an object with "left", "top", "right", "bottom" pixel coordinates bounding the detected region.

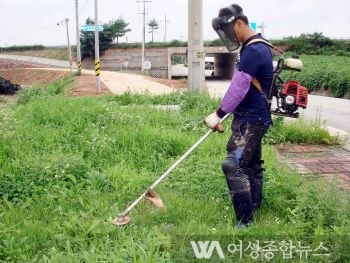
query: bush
[{"left": 271, "top": 33, "right": 350, "bottom": 57}]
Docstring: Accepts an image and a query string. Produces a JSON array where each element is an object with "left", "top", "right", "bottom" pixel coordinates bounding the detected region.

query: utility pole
[
  {"left": 75, "top": 0, "right": 82, "bottom": 73},
  {"left": 64, "top": 18, "right": 73, "bottom": 74},
  {"left": 94, "top": 0, "right": 100, "bottom": 92},
  {"left": 188, "top": 0, "right": 204, "bottom": 92},
  {"left": 161, "top": 13, "right": 170, "bottom": 42},
  {"left": 137, "top": 0, "right": 151, "bottom": 72},
  {"left": 258, "top": 22, "right": 266, "bottom": 37},
  {"left": 178, "top": 33, "right": 185, "bottom": 42}
]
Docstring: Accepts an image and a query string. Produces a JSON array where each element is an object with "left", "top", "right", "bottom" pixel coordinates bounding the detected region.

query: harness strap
[
  {"left": 244, "top": 38, "right": 280, "bottom": 104},
  {"left": 245, "top": 38, "right": 285, "bottom": 55},
  {"left": 251, "top": 77, "right": 268, "bottom": 103}
]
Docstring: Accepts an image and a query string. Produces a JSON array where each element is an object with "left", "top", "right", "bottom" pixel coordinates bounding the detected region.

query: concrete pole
[
  {"left": 164, "top": 13, "right": 167, "bottom": 42},
  {"left": 75, "top": 0, "right": 82, "bottom": 73},
  {"left": 94, "top": 0, "right": 100, "bottom": 92},
  {"left": 65, "top": 18, "right": 73, "bottom": 74},
  {"left": 259, "top": 22, "right": 265, "bottom": 37},
  {"left": 141, "top": 0, "right": 146, "bottom": 72},
  {"left": 188, "top": 0, "right": 204, "bottom": 92}
]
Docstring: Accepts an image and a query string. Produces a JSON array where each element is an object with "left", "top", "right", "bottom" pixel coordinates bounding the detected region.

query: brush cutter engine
[{"left": 269, "top": 57, "right": 308, "bottom": 118}]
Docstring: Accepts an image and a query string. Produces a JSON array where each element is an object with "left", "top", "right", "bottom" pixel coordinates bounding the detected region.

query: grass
[
  {"left": 0, "top": 78, "right": 349, "bottom": 262},
  {"left": 2, "top": 47, "right": 75, "bottom": 61}
]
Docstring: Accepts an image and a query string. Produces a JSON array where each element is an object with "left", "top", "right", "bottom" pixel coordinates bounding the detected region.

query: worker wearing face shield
[{"left": 204, "top": 4, "right": 273, "bottom": 228}]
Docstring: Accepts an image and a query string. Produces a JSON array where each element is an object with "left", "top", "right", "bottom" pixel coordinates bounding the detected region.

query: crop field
[
  {"left": 281, "top": 55, "right": 350, "bottom": 98},
  {"left": 0, "top": 78, "right": 349, "bottom": 262}
]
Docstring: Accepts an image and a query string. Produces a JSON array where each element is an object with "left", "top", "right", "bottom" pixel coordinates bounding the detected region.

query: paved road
[{"left": 299, "top": 95, "right": 350, "bottom": 132}]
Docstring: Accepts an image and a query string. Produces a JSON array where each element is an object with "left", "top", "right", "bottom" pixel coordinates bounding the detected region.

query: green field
[
  {"left": 281, "top": 55, "right": 350, "bottom": 98},
  {"left": 0, "top": 78, "right": 349, "bottom": 262}
]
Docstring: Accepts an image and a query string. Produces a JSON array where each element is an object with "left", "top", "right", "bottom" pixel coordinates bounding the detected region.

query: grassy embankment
[
  {"left": 1, "top": 47, "right": 74, "bottom": 61},
  {"left": 0, "top": 77, "right": 349, "bottom": 262}
]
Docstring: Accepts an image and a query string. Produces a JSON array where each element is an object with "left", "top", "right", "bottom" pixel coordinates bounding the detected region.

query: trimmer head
[
  {"left": 112, "top": 189, "right": 165, "bottom": 226},
  {"left": 145, "top": 189, "right": 165, "bottom": 210},
  {"left": 111, "top": 215, "right": 131, "bottom": 226}
]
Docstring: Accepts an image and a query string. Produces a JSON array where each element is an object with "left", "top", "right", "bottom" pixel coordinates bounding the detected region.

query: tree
[
  {"left": 80, "top": 17, "right": 131, "bottom": 59},
  {"left": 147, "top": 18, "right": 159, "bottom": 42},
  {"left": 80, "top": 18, "right": 95, "bottom": 59},
  {"left": 280, "top": 32, "right": 334, "bottom": 55},
  {"left": 109, "top": 16, "right": 131, "bottom": 44}
]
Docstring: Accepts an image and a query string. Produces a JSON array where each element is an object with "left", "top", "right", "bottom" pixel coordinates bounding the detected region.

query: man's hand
[{"left": 204, "top": 112, "right": 225, "bottom": 133}]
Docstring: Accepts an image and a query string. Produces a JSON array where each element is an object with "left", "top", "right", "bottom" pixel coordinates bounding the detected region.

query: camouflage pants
[{"left": 222, "top": 119, "right": 270, "bottom": 224}]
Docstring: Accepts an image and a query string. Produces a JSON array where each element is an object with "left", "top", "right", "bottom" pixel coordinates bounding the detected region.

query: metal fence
[{"left": 83, "top": 47, "right": 169, "bottom": 79}]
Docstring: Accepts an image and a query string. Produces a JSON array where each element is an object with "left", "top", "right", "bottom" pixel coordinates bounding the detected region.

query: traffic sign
[
  {"left": 250, "top": 22, "right": 257, "bottom": 31},
  {"left": 82, "top": 25, "right": 104, "bottom": 32},
  {"left": 143, "top": 60, "right": 151, "bottom": 70}
]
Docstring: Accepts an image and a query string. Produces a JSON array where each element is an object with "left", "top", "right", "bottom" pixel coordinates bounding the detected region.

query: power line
[
  {"left": 0, "top": 23, "right": 58, "bottom": 44},
  {"left": 0, "top": 0, "right": 91, "bottom": 45},
  {"left": 79, "top": 0, "right": 90, "bottom": 13}
]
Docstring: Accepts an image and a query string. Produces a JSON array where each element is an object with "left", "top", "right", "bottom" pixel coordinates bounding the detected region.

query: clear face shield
[{"left": 212, "top": 15, "right": 240, "bottom": 52}]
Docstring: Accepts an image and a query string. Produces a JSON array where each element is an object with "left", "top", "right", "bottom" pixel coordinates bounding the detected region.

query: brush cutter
[{"left": 112, "top": 114, "right": 231, "bottom": 226}]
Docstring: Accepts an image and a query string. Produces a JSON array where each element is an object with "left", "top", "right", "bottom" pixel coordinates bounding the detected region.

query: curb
[{"left": 325, "top": 126, "right": 350, "bottom": 151}]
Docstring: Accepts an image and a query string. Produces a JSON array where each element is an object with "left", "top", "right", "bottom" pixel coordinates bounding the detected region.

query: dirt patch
[
  {"left": 0, "top": 68, "right": 184, "bottom": 98},
  {"left": 0, "top": 68, "right": 69, "bottom": 86},
  {"left": 0, "top": 68, "right": 110, "bottom": 97},
  {"left": 69, "top": 73, "right": 111, "bottom": 96},
  {"left": 0, "top": 59, "right": 40, "bottom": 69}
]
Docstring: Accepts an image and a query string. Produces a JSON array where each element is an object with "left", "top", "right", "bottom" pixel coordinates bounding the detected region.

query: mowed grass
[{"left": 0, "top": 78, "right": 349, "bottom": 262}]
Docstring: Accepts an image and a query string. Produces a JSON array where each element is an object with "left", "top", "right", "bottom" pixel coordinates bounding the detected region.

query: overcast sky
[{"left": 0, "top": 0, "right": 349, "bottom": 47}]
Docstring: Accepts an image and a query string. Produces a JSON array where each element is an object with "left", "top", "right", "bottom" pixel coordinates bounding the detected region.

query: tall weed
[{"left": 0, "top": 85, "right": 348, "bottom": 262}]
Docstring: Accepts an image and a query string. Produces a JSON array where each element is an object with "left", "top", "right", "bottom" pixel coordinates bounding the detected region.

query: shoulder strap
[
  {"left": 252, "top": 77, "right": 269, "bottom": 107},
  {"left": 251, "top": 78, "right": 263, "bottom": 93},
  {"left": 246, "top": 38, "right": 274, "bottom": 48},
  {"left": 245, "top": 38, "right": 268, "bottom": 94},
  {"left": 245, "top": 38, "right": 281, "bottom": 99},
  {"left": 245, "top": 38, "right": 285, "bottom": 55}
]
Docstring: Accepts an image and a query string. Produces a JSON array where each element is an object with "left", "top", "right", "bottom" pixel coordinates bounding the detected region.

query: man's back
[{"left": 234, "top": 39, "right": 273, "bottom": 123}]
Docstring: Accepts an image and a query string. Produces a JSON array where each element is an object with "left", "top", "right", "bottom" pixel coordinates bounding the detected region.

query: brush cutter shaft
[
  {"left": 119, "top": 191, "right": 149, "bottom": 217},
  {"left": 117, "top": 114, "right": 231, "bottom": 218}
]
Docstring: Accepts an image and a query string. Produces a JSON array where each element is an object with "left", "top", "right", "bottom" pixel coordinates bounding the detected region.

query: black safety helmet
[{"left": 212, "top": 4, "right": 245, "bottom": 51}]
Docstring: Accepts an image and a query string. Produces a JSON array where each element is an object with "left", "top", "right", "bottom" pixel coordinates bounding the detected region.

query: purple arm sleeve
[{"left": 216, "top": 70, "right": 253, "bottom": 118}]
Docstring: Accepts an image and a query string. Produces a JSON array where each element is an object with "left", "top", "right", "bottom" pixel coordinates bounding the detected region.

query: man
[{"left": 204, "top": 4, "right": 273, "bottom": 227}]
